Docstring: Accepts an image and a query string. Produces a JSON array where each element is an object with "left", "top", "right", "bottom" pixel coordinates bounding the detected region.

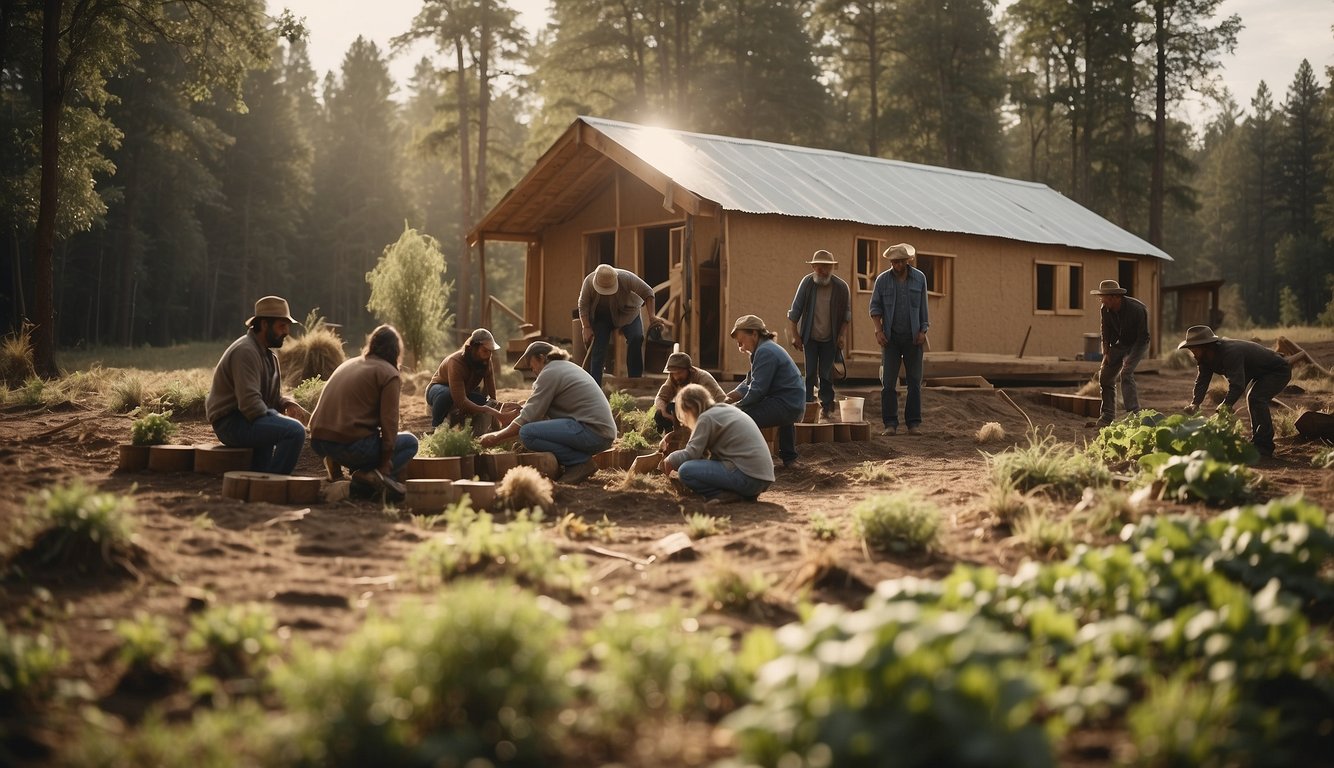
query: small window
[
  {"left": 1118, "top": 258, "right": 1136, "bottom": 296},
  {"left": 1035, "top": 261, "right": 1084, "bottom": 314},
  {"left": 917, "top": 253, "right": 952, "bottom": 296},
  {"left": 855, "top": 238, "right": 880, "bottom": 292}
]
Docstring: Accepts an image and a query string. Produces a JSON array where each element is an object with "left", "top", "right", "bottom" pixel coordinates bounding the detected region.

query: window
[
  {"left": 1117, "top": 258, "right": 1136, "bottom": 296},
  {"left": 916, "top": 253, "right": 952, "bottom": 296},
  {"left": 1035, "top": 261, "right": 1084, "bottom": 314},
  {"left": 855, "top": 237, "right": 880, "bottom": 292}
]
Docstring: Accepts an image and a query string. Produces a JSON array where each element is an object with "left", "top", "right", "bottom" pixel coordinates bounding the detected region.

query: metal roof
[{"left": 473, "top": 116, "right": 1172, "bottom": 261}]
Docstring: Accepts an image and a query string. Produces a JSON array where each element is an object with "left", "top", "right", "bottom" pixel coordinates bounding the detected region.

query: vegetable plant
[{"left": 130, "top": 409, "right": 177, "bottom": 446}]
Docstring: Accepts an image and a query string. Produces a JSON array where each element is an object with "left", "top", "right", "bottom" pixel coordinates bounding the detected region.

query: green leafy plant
[
  {"left": 695, "top": 562, "right": 773, "bottom": 616},
  {"left": 0, "top": 623, "right": 65, "bottom": 714},
  {"left": 290, "top": 376, "right": 325, "bottom": 413},
  {"left": 852, "top": 491, "right": 943, "bottom": 554},
  {"left": 1127, "top": 673, "right": 1238, "bottom": 767},
  {"left": 116, "top": 612, "right": 175, "bottom": 672},
  {"left": 809, "top": 513, "right": 839, "bottom": 540},
  {"left": 555, "top": 512, "right": 618, "bottom": 541},
  {"left": 1138, "top": 450, "right": 1256, "bottom": 506},
  {"left": 685, "top": 511, "right": 730, "bottom": 539},
  {"left": 986, "top": 430, "right": 1110, "bottom": 497},
  {"left": 1312, "top": 446, "right": 1334, "bottom": 469},
  {"left": 419, "top": 423, "right": 480, "bottom": 457},
  {"left": 614, "top": 430, "right": 652, "bottom": 452},
  {"left": 130, "top": 409, "right": 177, "bottom": 446},
  {"left": 607, "top": 389, "right": 637, "bottom": 417},
  {"left": 17, "top": 481, "right": 138, "bottom": 571},
  {"left": 409, "top": 501, "right": 587, "bottom": 592},
  {"left": 1091, "top": 409, "right": 1259, "bottom": 464},
  {"left": 184, "top": 603, "right": 278, "bottom": 678}
]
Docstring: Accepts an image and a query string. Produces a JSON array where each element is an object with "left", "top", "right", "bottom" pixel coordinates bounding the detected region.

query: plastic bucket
[
  {"left": 838, "top": 396, "right": 865, "bottom": 423},
  {"left": 1082, "top": 333, "right": 1102, "bottom": 362}
]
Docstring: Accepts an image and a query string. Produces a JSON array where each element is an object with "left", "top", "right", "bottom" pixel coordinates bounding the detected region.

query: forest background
[{"left": 3, "top": 0, "right": 1334, "bottom": 377}]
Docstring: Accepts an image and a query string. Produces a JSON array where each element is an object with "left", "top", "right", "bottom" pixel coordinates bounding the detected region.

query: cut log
[
  {"left": 287, "top": 476, "right": 321, "bottom": 505},
  {"left": 117, "top": 444, "right": 150, "bottom": 473},
  {"left": 453, "top": 480, "right": 497, "bottom": 510},
  {"left": 147, "top": 445, "right": 195, "bottom": 472},
  {"left": 193, "top": 444, "right": 252, "bottom": 475},
  {"left": 517, "top": 451, "right": 560, "bottom": 479},
  {"left": 1295, "top": 411, "right": 1334, "bottom": 440},
  {"left": 247, "top": 474, "right": 289, "bottom": 504}
]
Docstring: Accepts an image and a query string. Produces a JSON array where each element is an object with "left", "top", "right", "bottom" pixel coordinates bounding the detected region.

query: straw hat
[
  {"left": 882, "top": 243, "right": 916, "bottom": 261},
  {"left": 1090, "top": 279, "right": 1128, "bottom": 296},
  {"left": 513, "top": 341, "right": 555, "bottom": 371},
  {"left": 467, "top": 328, "right": 501, "bottom": 350},
  {"left": 1177, "top": 325, "right": 1221, "bottom": 350},
  {"left": 807, "top": 249, "right": 837, "bottom": 265},
  {"left": 246, "top": 295, "right": 297, "bottom": 326},
  {"left": 730, "top": 314, "right": 775, "bottom": 339},
  {"left": 592, "top": 264, "right": 620, "bottom": 295}
]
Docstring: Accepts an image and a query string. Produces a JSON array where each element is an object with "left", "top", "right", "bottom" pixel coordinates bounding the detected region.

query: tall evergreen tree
[{"left": 1274, "top": 60, "right": 1329, "bottom": 319}]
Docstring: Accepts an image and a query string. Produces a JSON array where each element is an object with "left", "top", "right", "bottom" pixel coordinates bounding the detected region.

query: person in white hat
[
  {"left": 425, "top": 327, "right": 515, "bottom": 433},
  {"left": 577, "top": 263, "right": 663, "bottom": 387},
  {"left": 652, "top": 349, "right": 727, "bottom": 435},
  {"left": 662, "top": 384, "right": 774, "bottom": 504},
  {"left": 308, "top": 325, "right": 418, "bottom": 497},
  {"left": 205, "top": 295, "right": 309, "bottom": 474},
  {"left": 478, "top": 341, "right": 617, "bottom": 484},
  {"left": 724, "top": 314, "right": 806, "bottom": 468},
  {"left": 1178, "top": 325, "right": 1292, "bottom": 457},
  {"left": 869, "top": 244, "right": 929, "bottom": 435},
  {"left": 1090, "top": 279, "right": 1150, "bottom": 428},
  {"left": 787, "top": 249, "right": 851, "bottom": 420}
]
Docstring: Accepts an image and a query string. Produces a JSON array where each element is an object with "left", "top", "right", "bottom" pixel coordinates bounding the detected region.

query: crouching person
[
  {"left": 309, "top": 325, "right": 418, "bottom": 497},
  {"left": 479, "top": 341, "right": 616, "bottom": 485},
  {"left": 662, "top": 384, "right": 774, "bottom": 504}
]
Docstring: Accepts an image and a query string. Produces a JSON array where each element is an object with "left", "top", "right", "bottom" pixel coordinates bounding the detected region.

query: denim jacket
[{"left": 869, "top": 267, "right": 930, "bottom": 337}]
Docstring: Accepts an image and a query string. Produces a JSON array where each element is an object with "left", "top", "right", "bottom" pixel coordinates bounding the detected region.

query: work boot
[
  {"left": 323, "top": 456, "right": 345, "bottom": 482},
  {"left": 559, "top": 460, "right": 598, "bottom": 485}
]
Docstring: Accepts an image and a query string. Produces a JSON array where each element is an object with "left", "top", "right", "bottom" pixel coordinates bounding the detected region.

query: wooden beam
[{"left": 584, "top": 130, "right": 705, "bottom": 216}]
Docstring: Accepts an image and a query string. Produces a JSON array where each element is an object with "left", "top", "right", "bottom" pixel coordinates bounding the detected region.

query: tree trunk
[
  {"left": 455, "top": 38, "right": 472, "bottom": 332},
  {"left": 475, "top": 0, "right": 490, "bottom": 323},
  {"left": 33, "top": 0, "right": 63, "bottom": 377},
  {"left": 1149, "top": 0, "right": 1166, "bottom": 247}
]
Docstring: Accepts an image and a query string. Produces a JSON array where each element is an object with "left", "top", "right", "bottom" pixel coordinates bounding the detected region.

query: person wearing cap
[
  {"left": 308, "top": 325, "right": 418, "bottom": 497},
  {"left": 1178, "top": 325, "right": 1292, "bottom": 457},
  {"left": 1091, "top": 279, "right": 1150, "bottom": 428},
  {"left": 653, "top": 350, "right": 727, "bottom": 435},
  {"left": 205, "top": 295, "right": 310, "bottom": 474},
  {"left": 578, "top": 263, "right": 663, "bottom": 387},
  {"left": 787, "top": 249, "right": 851, "bottom": 420},
  {"left": 869, "top": 243, "right": 929, "bottom": 435},
  {"left": 425, "top": 328, "right": 513, "bottom": 433},
  {"left": 478, "top": 341, "right": 617, "bottom": 484},
  {"left": 724, "top": 315, "right": 806, "bottom": 468},
  {"left": 662, "top": 384, "right": 775, "bottom": 504}
]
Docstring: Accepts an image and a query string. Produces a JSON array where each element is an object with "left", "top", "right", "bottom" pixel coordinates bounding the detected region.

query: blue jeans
[
  {"left": 881, "top": 332, "right": 924, "bottom": 428},
  {"left": 426, "top": 384, "right": 488, "bottom": 428},
  {"left": 311, "top": 431, "right": 419, "bottom": 476},
  {"left": 212, "top": 409, "right": 306, "bottom": 475},
  {"left": 589, "top": 315, "right": 644, "bottom": 387},
  {"left": 738, "top": 397, "right": 803, "bottom": 464},
  {"left": 518, "top": 419, "right": 613, "bottom": 468},
  {"left": 803, "top": 339, "right": 838, "bottom": 410},
  {"left": 677, "top": 459, "right": 770, "bottom": 500}
]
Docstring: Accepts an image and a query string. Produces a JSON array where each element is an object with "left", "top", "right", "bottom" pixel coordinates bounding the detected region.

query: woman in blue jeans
[{"left": 663, "top": 384, "right": 775, "bottom": 504}]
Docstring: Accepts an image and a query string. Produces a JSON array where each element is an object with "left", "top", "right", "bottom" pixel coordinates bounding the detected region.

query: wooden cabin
[{"left": 469, "top": 117, "right": 1172, "bottom": 380}]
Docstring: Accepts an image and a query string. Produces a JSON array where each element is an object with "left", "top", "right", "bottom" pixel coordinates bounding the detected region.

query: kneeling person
[
  {"left": 662, "top": 384, "right": 774, "bottom": 504},
  {"left": 653, "top": 350, "right": 727, "bottom": 435},
  {"left": 309, "top": 325, "right": 419, "bottom": 496}
]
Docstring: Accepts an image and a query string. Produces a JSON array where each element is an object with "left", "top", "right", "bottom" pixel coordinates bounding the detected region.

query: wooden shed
[{"left": 469, "top": 117, "right": 1172, "bottom": 379}]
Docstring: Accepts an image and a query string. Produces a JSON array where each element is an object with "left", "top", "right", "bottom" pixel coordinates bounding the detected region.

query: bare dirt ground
[{"left": 1, "top": 341, "right": 1331, "bottom": 764}]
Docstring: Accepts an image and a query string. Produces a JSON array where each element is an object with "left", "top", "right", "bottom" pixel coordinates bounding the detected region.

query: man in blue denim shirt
[
  {"left": 724, "top": 315, "right": 806, "bottom": 468},
  {"left": 869, "top": 243, "right": 929, "bottom": 435}
]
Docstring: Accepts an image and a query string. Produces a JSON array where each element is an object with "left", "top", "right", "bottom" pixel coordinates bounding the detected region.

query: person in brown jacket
[
  {"left": 425, "top": 328, "right": 513, "bottom": 433},
  {"left": 309, "top": 325, "right": 418, "bottom": 496},
  {"left": 205, "top": 296, "right": 309, "bottom": 474}
]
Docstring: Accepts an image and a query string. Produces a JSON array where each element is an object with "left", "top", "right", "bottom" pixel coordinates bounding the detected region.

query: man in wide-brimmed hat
[
  {"left": 1178, "top": 325, "right": 1292, "bottom": 457},
  {"left": 478, "top": 341, "right": 616, "bottom": 485},
  {"left": 1090, "top": 279, "right": 1150, "bottom": 428},
  {"left": 205, "top": 295, "right": 309, "bottom": 474},
  {"left": 869, "top": 243, "right": 929, "bottom": 435},
  {"left": 425, "top": 327, "right": 516, "bottom": 433},
  {"left": 787, "top": 249, "right": 851, "bottom": 420},
  {"left": 652, "top": 348, "right": 727, "bottom": 436},
  {"left": 724, "top": 315, "right": 806, "bottom": 468},
  {"left": 577, "top": 263, "right": 664, "bottom": 388}
]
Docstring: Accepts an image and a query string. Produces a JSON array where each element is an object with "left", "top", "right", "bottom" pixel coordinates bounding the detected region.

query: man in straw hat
[
  {"left": 724, "top": 315, "right": 806, "bottom": 468},
  {"left": 578, "top": 263, "right": 664, "bottom": 388},
  {"left": 653, "top": 346, "right": 727, "bottom": 435},
  {"left": 425, "top": 327, "right": 516, "bottom": 433},
  {"left": 479, "top": 341, "right": 617, "bottom": 484},
  {"left": 308, "top": 324, "right": 417, "bottom": 498},
  {"left": 869, "top": 243, "right": 929, "bottom": 435},
  {"left": 787, "top": 249, "right": 851, "bottom": 420},
  {"left": 1090, "top": 279, "right": 1150, "bottom": 428},
  {"left": 205, "top": 295, "right": 309, "bottom": 474},
  {"left": 1178, "top": 325, "right": 1292, "bottom": 457}
]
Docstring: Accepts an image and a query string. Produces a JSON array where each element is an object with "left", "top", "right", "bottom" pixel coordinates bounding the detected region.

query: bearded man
[{"left": 786, "top": 249, "right": 851, "bottom": 419}]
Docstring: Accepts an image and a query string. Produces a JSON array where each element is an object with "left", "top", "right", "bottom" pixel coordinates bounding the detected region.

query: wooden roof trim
[{"left": 581, "top": 123, "right": 706, "bottom": 216}]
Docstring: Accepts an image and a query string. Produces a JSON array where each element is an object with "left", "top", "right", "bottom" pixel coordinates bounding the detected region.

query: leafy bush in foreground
[
  {"left": 1092, "top": 410, "right": 1258, "bottom": 464},
  {"left": 15, "top": 482, "right": 138, "bottom": 572},
  {"left": 1138, "top": 449, "right": 1257, "bottom": 506},
  {"left": 852, "top": 491, "right": 943, "bottom": 553},
  {"left": 0, "top": 623, "right": 65, "bottom": 715}
]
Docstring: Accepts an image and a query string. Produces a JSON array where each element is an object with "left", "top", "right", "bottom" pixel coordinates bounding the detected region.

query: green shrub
[
  {"left": 987, "top": 430, "right": 1110, "bottom": 497},
  {"left": 419, "top": 423, "right": 479, "bottom": 457},
  {"left": 184, "top": 603, "right": 278, "bottom": 678},
  {"left": 607, "top": 389, "right": 636, "bottom": 417},
  {"left": 116, "top": 612, "right": 175, "bottom": 672},
  {"left": 809, "top": 513, "right": 839, "bottom": 540},
  {"left": 695, "top": 562, "right": 772, "bottom": 616},
  {"left": 275, "top": 581, "right": 574, "bottom": 767},
  {"left": 17, "top": 481, "right": 137, "bottom": 571},
  {"left": 63, "top": 701, "right": 287, "bottom": 768},
  {"left": 130, "top": 410, "right": 177, "bottom": 446},
  {"left": 157, "top": 379, "right": 208, "bottom": 419},
  {"left": 1127, "top": 673, "right": 1238, "bottom": 767},
  {"left": 1092, "top": 409, "right": 1259, "bottom": 464},
  {"left": 0, "top": 623, "right": 65, "bottom": 714},
  {"left": 17, "top": 376, "right": 45, "bottom": 406},
  {"left": 290, "top": 376, "right": 325, "bottom": 413},
  {"left": 852, "top": 491, "right": 943, "bottom": 554},
  {"left": 1138, "top": 450, "right": 1256, "bottom": 506},
  {"left": 408, "top": 501, "right": 586, "bottom": 592},
  {"left": 614, "top": 430, "right": 652, "bottom": 452}
]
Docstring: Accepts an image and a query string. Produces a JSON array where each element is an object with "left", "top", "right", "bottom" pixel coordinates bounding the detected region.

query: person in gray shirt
[
  {"left": 662, "top": 384, "right": 775, "bottom": 504},
  {"left": 1178, "top": 325, "right": 1292, "bottom": 457},
  {"left": 479, "top": 341, "right": 616, "bottom": 484}
]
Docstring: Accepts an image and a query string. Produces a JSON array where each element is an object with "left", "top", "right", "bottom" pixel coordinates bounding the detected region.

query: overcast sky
[{"left": 268, "top": 0, "right": 1334, "bottom": 125}]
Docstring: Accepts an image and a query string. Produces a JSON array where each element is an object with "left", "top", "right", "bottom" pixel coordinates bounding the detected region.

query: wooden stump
[
  {"left": 808, "top": 423, "right": 835, "bottom": 443},
  {"left": 630, "top": 452, "right": 662, "bottom": 475},
  {"left": 594, "top": 449, "right": 616, "bottom": 470},
  {"left": 147, "top": 444, "right": 195, "bottom": 472},
  {"left": 193, "top": 444, "right": 252, "bottom": 475},
  {"left": 476, "top": 452, "right": 520, "bottom": 481},
  {"left": 793, "top": 423, "right": 815, "bottom": 445},
  {"left": 833, "top": 423, "right": 852, "bottom": 442},
  {"left": 117, "top": 444, "right": 150, "bottom": 472},
  {"left": 848, "top": 422, "right": 873, "bottom": 441},
  {"left": 248, "top": 474, "right": 290, "bottom": 504},
  {"left": 222, "top": 470, "right": 259, "bottom": 500},
  {"left": 453, "top": 480, "right": 496, "bottom": 510},
  {"left": 405, "top": 479, "right": 455, "bottom": 513},
  {"left": 406, "top": 456, "right": 461, "bottom": 481},
  {"left": 518, "top": 451, "right": 560, "bottom": 479},
  {"left": 287, "top": 476, "right": 321, "bottom": 505}
]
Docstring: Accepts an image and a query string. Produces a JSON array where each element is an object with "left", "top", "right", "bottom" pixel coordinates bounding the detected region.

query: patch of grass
[
  {"left": 16, "top": 376, "right": 46, "bottom": 406},
  {"left": 845, "top": 460, "right": 894, "bottom": 483},
  {"left": 157, "top": 377, "right": 208, "bottom": 419},
  {"left": 695, "top": 562, "right": 773, "bottom": 616},
  {"left": 184, "top": 603, "right": 278, "bottom": 678},
  {"left": 852, "top": 491, "right": 944, "bottom": 554},
  {"left": 13, "top": 481, "right": 139, "bottom": 573},
  {"left": 809, "top": 513, "right": 839, "bottom": 541},
  {"left": 58, "top": 342, "right": 221, "bottom": 373},
  {"left": 1161, "top": 348, "right": 1196, "bottom": 370},
  {"left": 0, "top": 322, "right": 36, "bottom": 387},
  {"left": 1128, "top": 673, "right": 1238, "bottom": 767},
  {"left": 684, "top": 511, "right": 730, "bottom": 539},
  {"left": 975, "top": 421, "right": 1007, "bottom": 444},
  {"left": 290, "top": 376, "right": 325, "bottom": 413},
  {"left": 984, "top": 477, "right": 1041, "bottom": 528},
  {"left": 115, "top": 612, "right": 175, "bottom": 672},
  {"left": 614, "top": 430, "right": 652, "bottom": 452},
  {"left": 1069, "top": 487, "right": 1142, "bottom": 534},
  {"left": 0, "top": 623, "right": 66, "bottom": 713},
  {"left": 1274, "top": 409, "right": 1298, "bottom": 438},
  {"left": 1011, "top": 510, "right": 1073, "bottom": 560},
  {"left": 555, "top": 512, "right": 618, "bottom": 542},
  {"left": 105, "top": 374, "right": 148, "bottom": 413},
  {"left": 987, "top": 430, "right": 1110, "bottom": 498},
  {"left": 409, "top": 501, "right": 587, "bottom": 593},
  {"left": 1313, "top": 447, "right": 1334, "bottom": 469}
]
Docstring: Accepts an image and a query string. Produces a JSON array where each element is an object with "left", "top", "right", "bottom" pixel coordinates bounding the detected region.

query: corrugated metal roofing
[{"left": 581, "top": 116, "right": 1172, "bottom": 261}]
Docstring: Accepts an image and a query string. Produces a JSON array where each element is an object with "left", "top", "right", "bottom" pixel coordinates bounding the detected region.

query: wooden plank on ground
[{"left": 924, "top": 376, "right": 992, "bottom": 388}]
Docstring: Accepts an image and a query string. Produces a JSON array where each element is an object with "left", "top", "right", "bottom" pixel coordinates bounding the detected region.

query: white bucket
[{"left": 839, "top": 396, "right": 865, "bottom": 423}]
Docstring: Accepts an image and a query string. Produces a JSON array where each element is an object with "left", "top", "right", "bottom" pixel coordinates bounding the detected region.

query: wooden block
[
  {"left": 406, "top": 456, "right": 461, "bottom": 480},
  {"left": 793, "top": 423, "right": 815, "bottom": 445},
  {"left": 801, "top": 402, "right": 821, "bottom": 424},
  {"left": 222, "top": 470, "right": 257, "bottom": 500},
  {"left": 650, "top": 532, "right": 695, "bottom": 561},
  {"left": 453, "top": 480, "right": 496, "bottom": 510},
  {"left": 117, "top": 444, "right": 150, "bottom": 472},
  {"left": 808, "top": 423, "right": 834, "bottom": 443},
  {"left": 629, "top": 452, "right": 661, "bottom": 474},
  {"left": 848, "top": 422, "right": 873, "bottom": 441},
  {"left": 247, "top": 474, "right": 289, "bottom": 504},
  {"left": 405, "top": 479, "right": 456, "bottom": 513},
  {"left": 518, "top": 451, "right": 560, "bottom": 479},
  {"left": 147, "top": 444, "right": 195, "bottom": 472},
  {"left": 287, "top": 476, "right": 321, "bottom": 505},
  {"left": 194, "top": 444, "right": 252, "bottom": 474},
  {"left": 476, "top": 452, "right": 520, "bottom": 481},
  {"left": 833, "top": 423, "right": 852, "bottom": 442}
]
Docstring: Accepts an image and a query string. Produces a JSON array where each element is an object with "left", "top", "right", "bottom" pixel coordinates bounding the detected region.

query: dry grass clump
[
  {"left": 498, "top": 465, "right": 554, "bottom": 512},
  {"left": 1, "top": 323, "right": 36, "bottom": 387},
  {"left": 279, "top": 322, "right": 345, "bottom": 388},
  {"left": 975, "top": 421, "right": 1006, "bottom": 444},
  {"left": 845, "top": 460, "right": 894, "bottom": 483},
  {"left": 1161, "top": 349, "right": 1195, "bottom": 370},
  {"left": 1075, "top": 376, "right": 1099, "bottom": 397},
  {"left": 604, "top": 469, "right": 670, "bottom": 493}
]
